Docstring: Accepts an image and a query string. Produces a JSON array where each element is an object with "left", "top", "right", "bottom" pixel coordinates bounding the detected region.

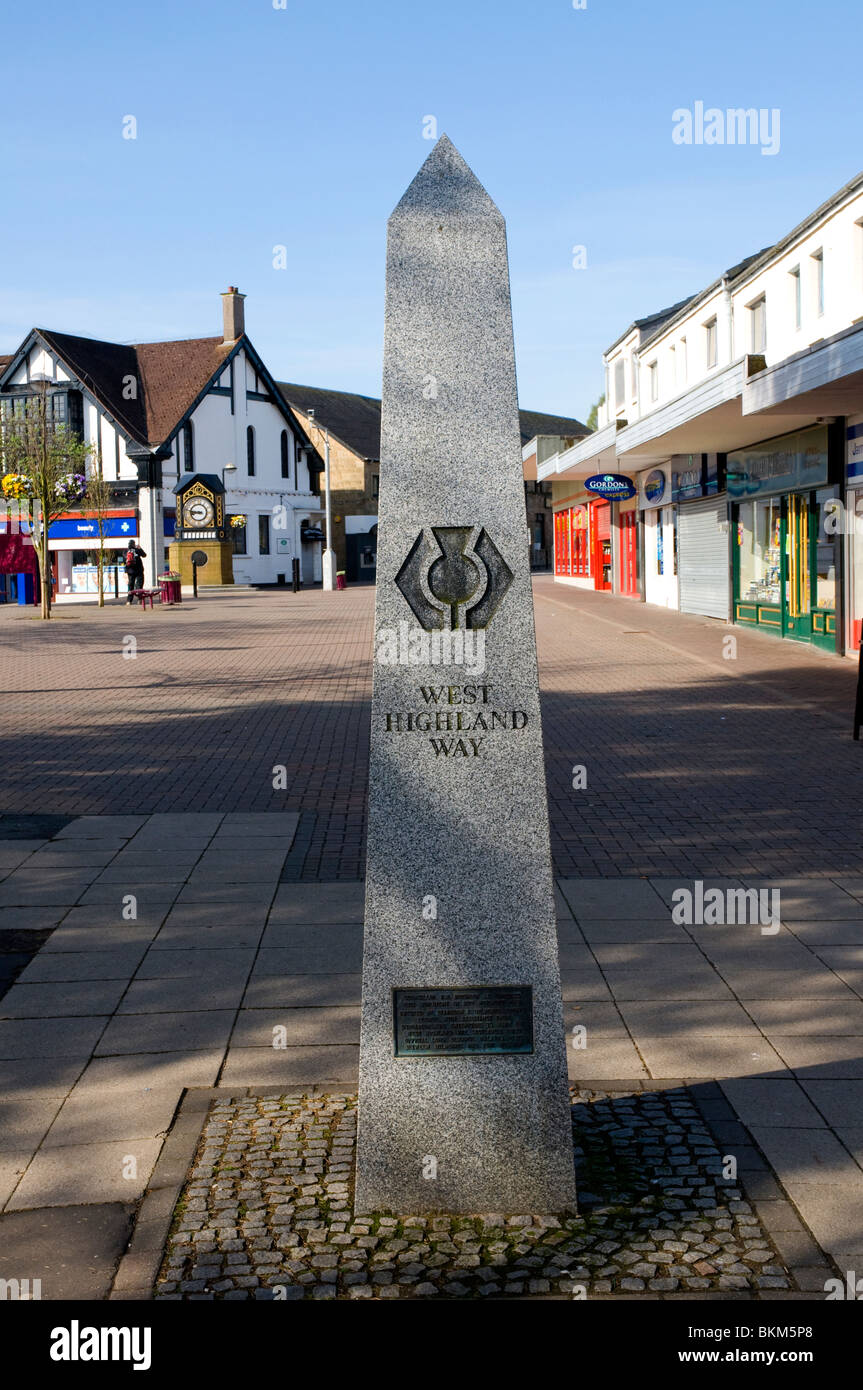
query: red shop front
[
  {"left": 589, "top": 501, "right": 612, "bottom": 590},
  {"left": 554, "top": 504, "right": 590, "bottom": 579},
  {"left": 618, "top": 506, "right": 639, "bottom": 597}
]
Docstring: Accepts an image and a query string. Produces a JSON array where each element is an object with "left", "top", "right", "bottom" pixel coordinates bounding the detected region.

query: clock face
[{"left": 183, "top": 497, "right": 214, "bottom": 527}]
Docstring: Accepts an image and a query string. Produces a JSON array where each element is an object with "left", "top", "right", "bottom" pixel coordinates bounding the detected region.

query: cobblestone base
[{"left": 154, "top": 1086, "right": 799, "bottom": 1300}]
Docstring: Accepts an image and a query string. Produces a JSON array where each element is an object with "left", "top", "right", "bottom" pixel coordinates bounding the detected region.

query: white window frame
[
  {"left": 705, "top": 317, "right": 718, "bottom": 370},
  {"left": 789, "top": 265, "right": 802, "bottom": 331}
]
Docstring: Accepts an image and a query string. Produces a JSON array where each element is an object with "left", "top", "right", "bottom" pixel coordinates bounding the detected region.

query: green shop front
[{"left": 730, "top": 425, "right": 841, "bottom": 651}]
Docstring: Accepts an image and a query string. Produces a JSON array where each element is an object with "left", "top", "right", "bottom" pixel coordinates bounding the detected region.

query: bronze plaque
[{"left": 393, "top": 986, "right": 533, "bottom": 1057}]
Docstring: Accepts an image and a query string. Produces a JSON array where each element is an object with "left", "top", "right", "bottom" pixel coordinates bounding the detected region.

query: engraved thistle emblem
[{"left": 395, "top": 526, "right": 513, "bottom": 631}]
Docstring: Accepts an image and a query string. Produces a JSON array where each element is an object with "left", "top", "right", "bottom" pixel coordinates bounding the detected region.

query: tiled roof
[
  {"left": 34, "top": 329, "right": 233, "bottom": 447},
  {"left": 279, "top": 382, "right": 588, "bottom": 458},
  {"left": 279, "top": 383, "right": 383, "bottom": 460}
]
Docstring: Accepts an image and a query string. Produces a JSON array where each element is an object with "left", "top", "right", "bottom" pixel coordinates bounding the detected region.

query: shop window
[
  {"left": 231, "top": 521, "right": 247, "bottom": 555},
  {"left": 280, "top": 430, "right": 290, "bottom": 479},
  {"left": 738, "top": 498, "right": 782, "bottom": 606},
  {"left": 705, "top": 318, "right": 718, "bottom": 369},
  {"left": 850, "top": 491, "right": 863, "bottom": 648},
  {"left": 813, "top": 489, "right": 836, "bottom": 612},
  {"left": 259, "top": 514, "right": 270, "bottom": 555},
  {"left": 656, "top": 512, "right": 664, "bottom": 576}
]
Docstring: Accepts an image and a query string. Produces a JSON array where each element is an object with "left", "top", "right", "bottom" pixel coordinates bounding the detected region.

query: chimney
[{"left": 221, "top": 286, "right": 246, "bottom": 343}]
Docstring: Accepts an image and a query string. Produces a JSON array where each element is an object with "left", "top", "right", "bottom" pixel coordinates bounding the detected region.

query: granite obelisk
[{"left": 355, "top": 137, "right": 576, "bottom": 1215}]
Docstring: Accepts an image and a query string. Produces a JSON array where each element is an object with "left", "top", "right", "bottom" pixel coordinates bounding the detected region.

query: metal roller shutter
[{"left": 678, "top": 495, "right": 729, "bottom": 619}]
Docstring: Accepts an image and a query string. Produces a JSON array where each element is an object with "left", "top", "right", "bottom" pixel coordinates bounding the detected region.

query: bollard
[
  {"left": 192, "top": 562, "right": 198, "bottom": 599},
  {"left": 292, "top": 557, "right": 300, "bottom": 593}
]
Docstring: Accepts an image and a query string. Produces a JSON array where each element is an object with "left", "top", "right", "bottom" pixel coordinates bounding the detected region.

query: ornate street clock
[
  {"left": 169, "top": 472, "right": 234, "bottom": 586},
  {"left": 173, "top": 475, "right": 227, "bottom": 542},
  {"left": 183, "top": 495, "right": 215, "bottom": 528}
]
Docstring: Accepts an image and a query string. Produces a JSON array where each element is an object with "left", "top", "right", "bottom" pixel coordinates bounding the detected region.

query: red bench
[{"left": 131, "top": 588, "right": 161, "bottom": 610}]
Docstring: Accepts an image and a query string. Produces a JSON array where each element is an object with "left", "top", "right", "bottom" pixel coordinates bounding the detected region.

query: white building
[
  {"left": 543, "top": 169, "right": 863, "bottom": 654},
  {"left": 0, "top": 289, "right": 324, "bottom": 599}
]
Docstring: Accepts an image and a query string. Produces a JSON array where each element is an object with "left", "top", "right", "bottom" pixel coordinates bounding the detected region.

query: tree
[
  {"left": 0, "top": 378, "right": 92, "bottom": 619},
  {"left": 80, "top": 460, "right": 114, "bottom": 608},
  {"left": 585, "top": 394, "right": 605, "bottom": 433}
]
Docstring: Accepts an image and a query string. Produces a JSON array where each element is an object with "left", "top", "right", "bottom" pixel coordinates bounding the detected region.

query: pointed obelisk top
[{"left": 390, "top": 134, "right": 503, "bottom": 222}]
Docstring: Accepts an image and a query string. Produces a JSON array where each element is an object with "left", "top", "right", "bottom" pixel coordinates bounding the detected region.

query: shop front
[
  {"left": 674, "top": 454, "right": 729, "bottom": 620},
  {"left": 589, "top": 500, "right": 612, "bottom": 590},
  {"left": 50, "top": 512, "right": 138, "bottom": 601},
  {"left": 846, "top": 419, "right": 863, "bottom": 652},
  {"left": 617, "top": 498, "right": 639, "bottom": 597},
  {"left": 729, "top": 426, "right": 839, "bottom": 652},
  {"left": 638, "top": 464, "right": 678, "bottom": 609},
  {"left": 553, "top": 494, "right": 592, "bottom": 586}
]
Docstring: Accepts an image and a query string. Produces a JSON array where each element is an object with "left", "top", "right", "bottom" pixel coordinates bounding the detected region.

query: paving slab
[
  {"left": 149, "top": 913, "right": 266, "bottom": 950},
  {"left": 743, "top": 997, "right": 863, "bottom": 1034},
  {"left": 0, "top": 1097, "right": 64, "bottom": 1151},
  {"left": 599, "top": 966, "right": 734, "bottom": 1000},
  {"left": 55, "top": 816, "right": 148, "bottom": 839},
  {"left": 0, "top": 1017, "right": 107, "bottom": 1060},
  {"left": 0, "top": 979, "right": 127, "bottom": 1018},
  {"left": 743, "top": 880, "right": 863, "bottom": 919},
  {"left": 269, "top": 882, "right": 366, "bottom": 922},
  {"left": 220, "top": 1045, "right": 359, "bottom": 1088},
  {"left": 94, "top": 1010, "right": 235, "bottom": 1056},
  {"left": 616, "top": 999, "right": 763, "bottom": 1035},
  {"left": 133, "top": 946, "right": 255, "bottom": 980},
  {"left": 769, "top": 1037, "right": 863, "bottom": 1077},
  {"left": 0, "top": 1153, "right": 31, "bottom": 1207},
  {"left": 230, "top": 1006, "right": 360, "bottom": 1048},
  {"left": 750, "top": 1126, "right": 863, "bottom": 1184},
  {"left": 17, "top": 946, "right": 149, "bottom": 982},
  {"left": 78, "top": 882, "right": 183, "bottom": 907},
  {"left": 0, "top": 1203, "right": 135, "bottom": 1298},
  {"left": 7, "top": 1139, "right": 162, "bottom": 1208},
  {"left": 556, "top": 878, "right": 667, "bottom": 919},
  {"left": 799, "top": 1079, "right": 863, "bottom": 1128},
  {"left": 721, "top": 1078, "right": 829, "bottom": 1128},
  {"left": 242, "top": 973, "right": 362, "bottom": 1009},
  {"left": 175, "top": 883, "right": 277, "bottom": 906},
  {"left": 257, "top": 925, "right": 363, "bottom": 967},
  {"left": 783, "top": 920, "right": 863, "bottom": 946},
  {"left": 41, "top": 1086, "right": 181, "bottom": 1148},
  {"left": 118, "top": 976, "right": 247, "bottom": 1013},
  {"left": 41, "top": 923, "right": 162, "bottom": 951},
  {"left": 573, "top": 918, "right": 691, "bottom": 944},
  {"left": 73, "top": 1050, "right": 223, "bottom": 1093},
  {"left": 0, "top": 1058, "right": 85, "bottom": 1101},
  {"left": 0, "top": 907, "right": 69, "bottom": 932},
  {"left": 637, "top": 1037, "right": 783, "bottom": 1078}
]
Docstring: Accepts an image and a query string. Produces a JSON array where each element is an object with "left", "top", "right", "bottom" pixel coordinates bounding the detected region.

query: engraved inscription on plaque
[{"left": 393, "top": 986, "right": 534, "bottom": 1057}]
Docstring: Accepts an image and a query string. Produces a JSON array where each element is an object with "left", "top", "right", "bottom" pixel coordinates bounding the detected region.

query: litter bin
[
  {"left": 159, "top": 575, "right": 182, "bottom": 605},
  {"left": 336, "top": 570, "right": 347, "bottom": 591}
]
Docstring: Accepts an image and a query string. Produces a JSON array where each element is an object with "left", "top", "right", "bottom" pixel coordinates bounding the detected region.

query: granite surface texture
[{"left": 355, "top": 136, "right": 576, "bottom": 1214}]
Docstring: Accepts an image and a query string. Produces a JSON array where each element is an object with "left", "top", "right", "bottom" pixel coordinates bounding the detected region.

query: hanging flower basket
[
  {"left": 1, "top": 473, "right": 33, "bottom": 501},
  {"left": 54, "top": 473, "right": 87, "bottom": 508},
  {"left": 230, "top": 514, "right": 247, "bottom": 528}
]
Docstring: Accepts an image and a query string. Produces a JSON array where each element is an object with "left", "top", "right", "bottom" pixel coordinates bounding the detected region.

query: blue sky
[{"left": 1, "top": 0, "right": 859, "bottom": 422}]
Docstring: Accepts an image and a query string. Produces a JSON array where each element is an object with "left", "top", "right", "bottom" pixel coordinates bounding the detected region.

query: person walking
[{"left": 124, "top": 542, "right": 147, "bottom": 604}]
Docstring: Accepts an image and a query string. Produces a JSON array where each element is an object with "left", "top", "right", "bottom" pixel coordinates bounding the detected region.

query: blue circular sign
[
  {"left": 585, "top": 472, "right": 637, "bottom": 501},
  {"left": 643, "top": 469, "right": 666, "bottom": 504}
]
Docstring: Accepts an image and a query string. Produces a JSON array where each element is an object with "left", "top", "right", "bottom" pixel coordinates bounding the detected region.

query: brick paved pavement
[{"left": 0, "top": 581, "right": 860, "bottom": 879}]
